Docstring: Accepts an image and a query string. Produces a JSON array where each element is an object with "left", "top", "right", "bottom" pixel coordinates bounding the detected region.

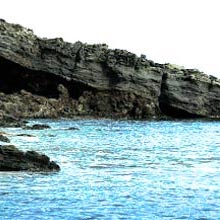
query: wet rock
[
  {"left": 0, "top": 134, "right": 10, "bottom": 143},
  {"left": 0, "top": 114, "right": 27, "bottom": 127},
  {"left": 0, "top": 145, "right": 60, "bottom": 172},
  {"left": 16, "top": 134, "right": 35, "bottom": 137},
  {"left": 0, "top": 131, "right": 7, "bottom": 136},
  {"left": 23, "top": 124, "right": 51, "bottom": 130}
]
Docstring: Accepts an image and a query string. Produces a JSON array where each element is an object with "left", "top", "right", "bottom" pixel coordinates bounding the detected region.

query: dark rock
[
  {"left": 16, "top": 134, "right": 35, "bottom": 137},
  {"left": 66, "top": 127, "right": 80, "bottom": 130},
  {"left": 23, "top": 124, "right": 51, "bottom": 130},
  {"left": 0, "top": 20, "right": 220, "bottom": 119},
  {"left": 0, "top": 114, "right": 27, "bottom": 127},
  {"left": 0, "top": 145, "right": 60, "bottom": 171},
  {"left": 0, "top": 134, "right": 10, "bottom": 143},
  {"left": 159, "top": 70, "right": 220, "bottom": 118}
]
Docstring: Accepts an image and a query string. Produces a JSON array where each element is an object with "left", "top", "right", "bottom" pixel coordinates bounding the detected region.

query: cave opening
[
  {"left": 0, "top": 56, "right": 93, "bottom": 99},
  {"left": 159, "top": 102, "right": 201, "bottom": 119}
]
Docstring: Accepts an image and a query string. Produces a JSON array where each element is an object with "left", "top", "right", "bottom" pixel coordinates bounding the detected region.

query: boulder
[
  {"left": 0, "top": 145, "right": 60, "bottom": 172},
  {"left": 0, "top": 134, "right": 10, "bottom": 143},
  {"left": 0, "top": 113, "right": 27, "bottom": 127}
]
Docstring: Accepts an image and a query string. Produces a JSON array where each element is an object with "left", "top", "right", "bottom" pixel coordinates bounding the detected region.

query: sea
[{"left": 0, "top": 119, "right": 220, "bottom": 220}]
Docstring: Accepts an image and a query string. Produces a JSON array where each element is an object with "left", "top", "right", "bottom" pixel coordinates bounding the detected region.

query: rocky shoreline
[
  {"left": 0, "top": 19, "right": 220, "bottom": 120},
  {"left": 0, "top": 122, "right": 60, "bottom": 172},
  {"left": 1, "top": 19, "right": 220, "bottom": 171}
]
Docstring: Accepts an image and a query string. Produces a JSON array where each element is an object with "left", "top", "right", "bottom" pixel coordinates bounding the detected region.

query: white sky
[{"left": 1, "top": 0, "right": 220, "bottom": 77}]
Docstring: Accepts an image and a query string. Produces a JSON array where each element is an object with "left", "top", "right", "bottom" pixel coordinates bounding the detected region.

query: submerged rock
[
  {"left": 16, "top": 133, "right": 35, "bottom": 137},
  {"left": 0, "top": 145, "right": 60, "bottom": 172},
  {"left": 66, "top": 127, "right": 80, "bottom": 131},
  {"left": 23, "top": 124, "right": 51, "bottom": 130},
  {"left": 0, "top": 19, "right": 220, "bottom": 119}
]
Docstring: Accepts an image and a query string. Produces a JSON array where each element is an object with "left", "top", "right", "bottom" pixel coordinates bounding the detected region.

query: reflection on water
[{"left": 1, "top": 119, "right": 220, "bottom": 219}]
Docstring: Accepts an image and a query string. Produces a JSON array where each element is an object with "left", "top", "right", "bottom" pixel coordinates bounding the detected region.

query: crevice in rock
[
  {"left": 101, "top": 63, "right": 124, "bottom": 89},
  {"left": 158, "top": 71, "right": 168, "bottom": 116},
  {"left": 74, "top": 44, "right": 83, "bottom": 65}
]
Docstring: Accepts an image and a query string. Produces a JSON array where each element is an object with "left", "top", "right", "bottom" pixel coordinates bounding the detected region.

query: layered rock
[
  {"left": 0, "top": 145, "right": 60, "bottom": 172},
  {"left": 0, "top": 19, "right": 220, "bottom": 119},
  {"left": 159, "top": 67, "right": 220, "bottom": 118}
]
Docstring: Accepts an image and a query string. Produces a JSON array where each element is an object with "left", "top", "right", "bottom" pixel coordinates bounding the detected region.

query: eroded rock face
[
  {"left": 0, "top": 145, "right": 60, "bottom": 172},
  {"left": 159, "top": 68, "right": 220, "bottom": 118},
  {"left": 0, "top": 19, "right": 220, "bottom": 119}
]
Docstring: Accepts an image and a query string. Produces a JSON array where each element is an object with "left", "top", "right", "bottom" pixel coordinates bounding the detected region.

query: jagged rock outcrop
[
  {"left": 0, "top": 134, "right": 10, "bottom": 142},
  {"left": 0, "top": 145, "right": 60, "bottom": 171},
  {"left": 0, "top": 19, "right": 220, "bottom": 119},
  {"left": 0, "top": 113, "right": 27, "bottom": 127}
]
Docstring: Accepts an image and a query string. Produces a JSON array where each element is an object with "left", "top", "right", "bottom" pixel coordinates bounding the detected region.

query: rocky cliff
[{"left": 0, "top": 19, "right": 220, "bottom": 119}]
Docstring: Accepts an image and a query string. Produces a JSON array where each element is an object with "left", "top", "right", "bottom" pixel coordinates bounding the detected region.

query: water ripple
[{"left": 1, "top": 119, "right": 220, "bottom": 219}]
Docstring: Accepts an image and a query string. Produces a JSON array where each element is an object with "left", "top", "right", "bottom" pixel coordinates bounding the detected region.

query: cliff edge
[{"left": 0, "top": 19, "right": 220, "bottom": 119}]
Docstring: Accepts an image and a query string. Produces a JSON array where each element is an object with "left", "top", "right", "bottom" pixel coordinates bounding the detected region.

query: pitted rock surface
[{"left": 1, "top": 19, "right": 220, "bottom": 119}]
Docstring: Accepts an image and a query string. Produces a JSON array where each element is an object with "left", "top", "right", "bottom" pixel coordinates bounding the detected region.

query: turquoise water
[{"left": 0, "top": 119, "right": 220, "bottom": 219}]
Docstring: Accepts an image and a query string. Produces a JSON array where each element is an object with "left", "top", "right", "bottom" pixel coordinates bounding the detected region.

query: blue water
[{"left": 0, "top": 119, "right": 220, "bottom": 220}]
